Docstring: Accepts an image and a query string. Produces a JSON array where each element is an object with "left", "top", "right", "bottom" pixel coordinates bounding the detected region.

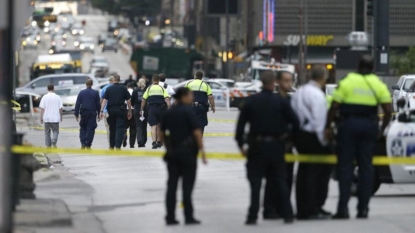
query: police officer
[
  {"left": 325, "top": 55, "right": 392, "bottom": 219},
  {"left": 140, "top": 74, "right": 171, "bottom": 149},
  {"left": 159, "top": 87, "right": 207, "bottom": 225},
  {"left": 131, "top": 77, "right": 148, "bottom": 147},
  {"left": 74, "top": 79, "right": 101, "bottom": 149},
  {"left": 263, "top": 70, "right": 296, "bottom": 219},
  {"left": 235, "top": 71, "right": 299, "bottom": 225},
  {"left": 185, "top": 71, "right": 215, "bottom": 134},
  {"left": 100, "top": 74, "right": 133, "bottom": 150}
]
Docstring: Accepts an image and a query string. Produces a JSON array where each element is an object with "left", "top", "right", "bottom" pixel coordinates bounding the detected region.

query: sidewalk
[{"left": 14, "top": 153, "right": 104, "bottom": 233}]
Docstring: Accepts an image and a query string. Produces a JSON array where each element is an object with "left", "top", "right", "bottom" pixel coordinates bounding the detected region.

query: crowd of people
[{"left": 37, "top": 55, "right": 392, "bottom": 226}]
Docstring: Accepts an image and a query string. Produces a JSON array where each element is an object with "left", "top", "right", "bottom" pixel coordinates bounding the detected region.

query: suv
[
  {"left": 16, "top": 73, "right": 99, "bottom": 95},
  {"left": 392, "top": 75, "right": 415, "bottom": 111}
]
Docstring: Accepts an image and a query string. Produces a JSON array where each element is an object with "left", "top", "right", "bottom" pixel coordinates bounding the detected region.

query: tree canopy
[
  {"left": 390, "top": 47, "right": 415, "bottom": 76},
  {"left": 90, "top": 0, "right": 162, "bottom": 17}
]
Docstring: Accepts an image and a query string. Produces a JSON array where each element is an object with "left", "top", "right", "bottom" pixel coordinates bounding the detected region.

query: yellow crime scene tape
[{"left": 9, "top": 145, "right": 415, "bottom": 165}]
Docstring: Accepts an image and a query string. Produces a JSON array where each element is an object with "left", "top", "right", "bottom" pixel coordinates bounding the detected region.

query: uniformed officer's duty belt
[{"left": 193, "top": 102, "right": 208, "bottom": 107}]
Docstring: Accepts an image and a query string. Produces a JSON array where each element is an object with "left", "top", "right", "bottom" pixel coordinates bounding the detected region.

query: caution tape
[
  {"left": 28, "top": 126, "right": 234, "bottom": 137},
  {"left": 9, "top": 145, "right": 415, "bottom": 165}
]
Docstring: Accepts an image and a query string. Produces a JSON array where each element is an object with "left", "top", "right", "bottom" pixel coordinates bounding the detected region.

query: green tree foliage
[{"left": 390, "top": 47, "right": 415, "bottom": 76}]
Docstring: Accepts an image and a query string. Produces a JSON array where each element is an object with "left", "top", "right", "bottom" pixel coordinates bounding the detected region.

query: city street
[
  {"left": 16, "top": 110, "right": 415, "bottom": 233},
  {"left": 13, "top": 1, "right": 415, "bottom": 233}
]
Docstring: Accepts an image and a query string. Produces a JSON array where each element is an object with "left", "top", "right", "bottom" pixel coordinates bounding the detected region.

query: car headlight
[
  {"left": 80, "top": 44, "right": 85, "bottom": 49},
  {"left": 26, "top": 37, "right": 30, "bottom": 41},
  {"left": 44, "top": 21, "right": 50, "bottom": 26},
  {"left": 44, "top": 28, "right": 49, "bottom": 32},
  {"left": 54, "top": 28, "right": 59, "bottom": 32},
  {"left": 90, "top": 45, "right": 94, "bottom": 49},
  {"left": 74, "top": 41, "right": 80, "bottom": 46},
  {"left": 31, "top": 21, "right": 37, "bottom": 26},
  {"left": 72, "top": 30, "right": 77, "bottom": 34},
  {"left": 80, "top": 30, "right": 84, "bottom": 35},
  {"left": 36, "top": 36, "right": 40, "bottom": 41},
  {"left": 48, "top": 49, "right": 54, "bottom": 54},
  {"left": 62, "top": 41, "right": 66, "bottom": 45},
  {"left": 51, "top": 41, "right": 56, "bottom": 45},
  {"left": 22, "top": 41, "right": 27, "bottom": 46},
  {"left": 63, "top": 34, "right": 67, "bottom": 38},
  {"left": 33, "top": 40, "right": 38, "bottom": 45}
]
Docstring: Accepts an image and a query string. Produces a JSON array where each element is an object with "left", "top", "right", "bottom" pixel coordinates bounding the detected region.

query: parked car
[
  {"left": 16, "top": 73, "right": 100, "bottom": 95},
  {"left": 392, "top": 75, "right": 415, "bottom": 111},
  {"left": 90, "top": 56, "right": 109, "bottom": 73},
  {"left": 55, "top": 86, "right": 84, "bottom": 112}
]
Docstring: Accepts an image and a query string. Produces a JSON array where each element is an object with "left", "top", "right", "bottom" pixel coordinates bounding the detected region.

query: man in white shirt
[
  {"left": 159, "top": 73, "right": 176, "bottom": 103},
  {"left": 291, "top": 65, "right": 332, "bottom": 220},
  {"left": 39, "top": 84, "right": 63, "bottom": 148}
]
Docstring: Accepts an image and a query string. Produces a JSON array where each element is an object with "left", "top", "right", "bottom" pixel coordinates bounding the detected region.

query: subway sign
[{"left": 283, "top": 35, "right": 334, "bottom": 46}]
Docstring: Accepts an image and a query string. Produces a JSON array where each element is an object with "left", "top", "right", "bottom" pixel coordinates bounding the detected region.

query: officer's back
[{"left": 236, "top": 74, "right": 299, "bottom": 144}]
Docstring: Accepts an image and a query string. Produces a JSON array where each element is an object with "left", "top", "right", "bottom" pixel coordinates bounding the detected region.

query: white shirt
[
  {"left": 291, "top": 80, "right": 328, "bottom": 145},
  {"left": 127, "top": 88, "right": 134, "bottom": 109},
  {"left": 39, "top": 92, "right": 63, "bottom": 123},
  {"left": 159, "top": 81, "right": 176, "bottom": 96}
]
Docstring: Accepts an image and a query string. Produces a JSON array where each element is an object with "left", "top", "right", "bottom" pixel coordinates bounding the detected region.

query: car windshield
[
  {"left": 105, "top": 39, "right": 116, "bottom": 45},
  {"left": 404, "top": 78, "right": 415, "bottom": 90},
  {"left": 93, "top": 58, "right": 107, "bottom": 63},
  {"left": 55, "top": 89, "right": 81, "bottom": 96}
]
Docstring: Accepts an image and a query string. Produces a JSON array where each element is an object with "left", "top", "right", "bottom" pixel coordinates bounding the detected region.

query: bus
[{"left": 30, "top": 54, "right": 76, "bottom": 80}]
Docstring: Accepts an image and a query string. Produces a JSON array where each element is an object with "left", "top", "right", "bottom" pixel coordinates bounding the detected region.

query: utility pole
[
  {"left": 246, "top": 0, "right": 254, "bottom": 54},
  {"left": 224, "top": 0, "right": 230, "bottom": 78},
  {"left": 373, "top": 0, "right": 389, "bottom": 75},
  {"left": 203, "top": 0, "right": 209, "bottom": 73},
  {"left": 298, "top": 0, "right": 305, "bottom": 84},
  {"left": 0, "top": 0, "right": 13, "bottom": 231}
]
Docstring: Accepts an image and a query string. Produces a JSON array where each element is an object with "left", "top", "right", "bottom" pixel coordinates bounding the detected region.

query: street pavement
[
  {"left": 16, "top": 110, "right": 415, "bottom": 233},
  {"left": 15, "top": 3, "right": 415, "bottom": 233}
]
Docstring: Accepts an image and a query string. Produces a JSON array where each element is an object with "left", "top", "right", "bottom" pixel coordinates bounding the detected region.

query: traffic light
[{"left": 366, "top": 0, "right": 374, "bottom": 17}]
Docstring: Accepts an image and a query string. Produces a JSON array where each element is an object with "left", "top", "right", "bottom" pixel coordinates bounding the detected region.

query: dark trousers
[
  {"left": 134, "top": 109, "right": 148, "bottom": 146},
  {"left": 165, "top": 156, "right": 197, "bottom": 221},
  {"left": 263, "top": 162, "right": 294, "bottom": 216},
  {"left": 79, "top": 112, "right": 97, "bottom": 147},
  {"left": 107, "top": 108, "right": 126, "bottom": 149},
  {"left": 337, "top": 117, "right": 377, "bottom": 213},
  {"left": 294, "top": 130, "right": 332, "bottom": 218},
  {"left": 193, "top": 106, "right": 208, "bottom": 129},
  {"left": 123, "top": 113, "right": 136, "bottom": 147},
  {"left": 246, "top": 140, "right": 293, "bottom": 220}
]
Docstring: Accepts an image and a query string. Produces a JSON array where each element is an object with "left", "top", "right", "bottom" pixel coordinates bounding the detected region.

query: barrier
[{"left": 9, "top": 145, "right": 415, "bottom": 165}]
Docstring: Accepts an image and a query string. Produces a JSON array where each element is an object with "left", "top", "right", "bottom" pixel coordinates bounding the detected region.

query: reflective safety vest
[
  {"left": 332, "top": 72, "right": 391, "bottom": 117},
  {"left": 143, "top": 84, "right": 169, "bottom": 105},
  {"left": 184, "top": 79, "right": 212, "bottom": 104}
]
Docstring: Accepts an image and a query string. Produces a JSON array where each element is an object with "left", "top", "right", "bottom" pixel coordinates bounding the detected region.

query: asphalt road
[
  {"left": 17, "top": 4, "right": 415, "bottom": 233},
  {"left": 17, "top": 109, "right": 415, "bottom": 233}
]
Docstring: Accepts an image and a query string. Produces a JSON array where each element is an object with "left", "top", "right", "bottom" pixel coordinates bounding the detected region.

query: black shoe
[
  {"left": 284, "top": 218, "right": 294, "bottom": 224},
  {"left": 166, "top": 219, "right": 180, "bottom": 225},
  {"left": 185, "top": 218, "right": 201, "bottom": 225},
  {"left": 138, "top": 144, "right": 145, "bottom": 148},
  {"left": 156, "top": 141, "right": 162, "bottom": 148},
  {"left": 81, "top": 146, "right": 85, "bottom": 150},
  {"left": 357, "top": 210, "right": 369, "bottom": 219},
  {"left": 319, "top": 208, "right": 332, "bottom": 217},
  {"left": 85, "top": 147, "right": 91, "bottom": 150},
  {"left": 152, "top": 142, "right": 157, "bottom": 149},
  {"left": 263, "top": 213, "right": 280, "bottom": 220},
  {"left": 122, "top": 140, "right": 127, "bottom": 148},
  {"left": 245, "top": 219, "right": 257, "bottom": 225},
  {"left": 333, "top": 212, "right": 350, "bottom": 219},
  {"left": 130, "top": 145, "right": 135, "bottom": 148}
]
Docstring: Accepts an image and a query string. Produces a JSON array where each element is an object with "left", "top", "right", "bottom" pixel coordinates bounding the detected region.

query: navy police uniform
[
  {"left": 142, "top": 84, "right": 169, "bottom": 126},
  {"left": 103, "top": 83, "right": 132, "bottom": 149},
  {"left": 235, "top": 89, "right": 299, "bottom": 222},
  {"left": 185, "top": 79, "right": 212, "bottom": 133},
  {"left": 131, "top": 87, "right": 149, "bottom": 146},
  {"left": 74, "top": 87, "right": 100, "bottom": 148},
  {"left": 161, "top": 104, "right": 200, "bottom": 223},
  {"left": 332, "top": 72, "right": 391, "bottom": 216}
]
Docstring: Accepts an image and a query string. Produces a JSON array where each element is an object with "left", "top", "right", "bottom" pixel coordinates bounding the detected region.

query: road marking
[{"left": 10, "top": 146, "right": 415, "bottom": 165}]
